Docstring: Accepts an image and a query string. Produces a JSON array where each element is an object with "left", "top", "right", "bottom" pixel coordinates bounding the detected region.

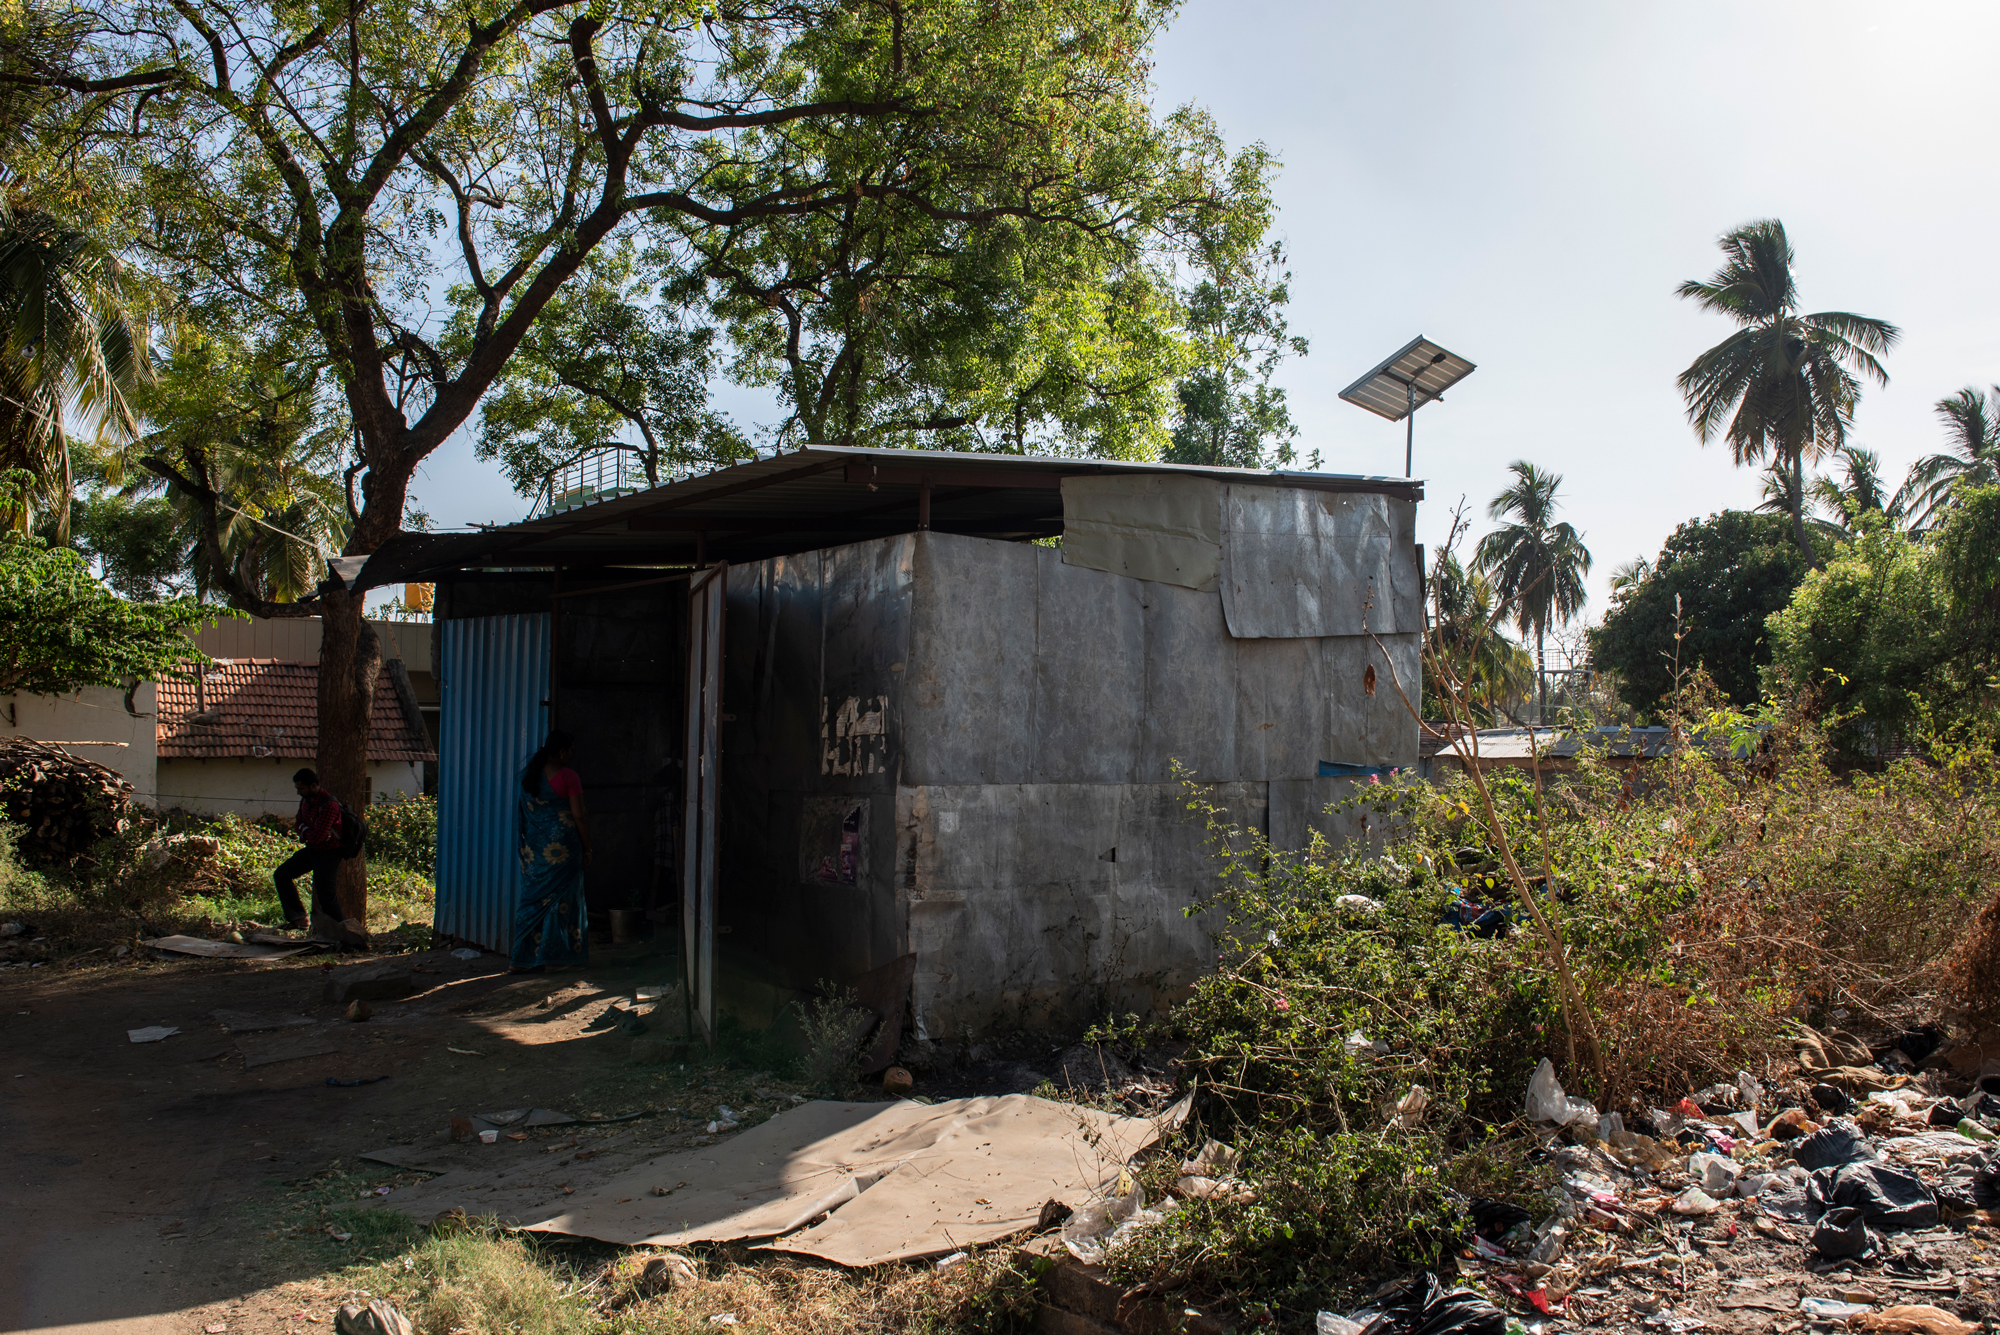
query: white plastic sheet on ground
[{"left": 376, "top": 1093, "right": 1187, "bottom": 1267}]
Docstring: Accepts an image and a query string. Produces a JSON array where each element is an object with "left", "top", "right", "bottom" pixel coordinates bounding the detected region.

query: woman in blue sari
[{"left": 511, "top": 730, "right": 593, "bottom": 973}]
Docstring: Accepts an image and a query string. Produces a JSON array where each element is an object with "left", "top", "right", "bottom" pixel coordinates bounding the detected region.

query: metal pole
[{"left": 1405, "top": 380, "right": 1415, "bottom": 478}]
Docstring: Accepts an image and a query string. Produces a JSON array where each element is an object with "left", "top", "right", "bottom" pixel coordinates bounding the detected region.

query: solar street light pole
[{"left": 1405, "top": 379, "right": 1416, "bottom": 478}]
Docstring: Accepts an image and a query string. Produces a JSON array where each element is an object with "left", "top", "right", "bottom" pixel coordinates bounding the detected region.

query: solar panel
[{"left": 1338, "top": 336, "right": 1477, "bottom": 422}]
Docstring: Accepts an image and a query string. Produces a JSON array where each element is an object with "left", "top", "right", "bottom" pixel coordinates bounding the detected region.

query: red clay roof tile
[{"left": 156, "top": 660, "right": 435, "bottom": 762}]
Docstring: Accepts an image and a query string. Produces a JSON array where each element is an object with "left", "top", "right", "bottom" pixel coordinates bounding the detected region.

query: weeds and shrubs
[
  {"left": 366, "top": 795, "right": 437, "bottom": 877},
  {"left": 1114, "top": 676, "right": 2000, "bottom": 1322},
  {"left": 795, "top": 984, "right": 867, "bottom": 1095},
  {"left": 5, "top": 801, "right": 439, "bottom": 949}
]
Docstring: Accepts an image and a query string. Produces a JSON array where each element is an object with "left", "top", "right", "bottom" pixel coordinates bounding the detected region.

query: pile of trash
[{"left": 1416, "top": 1027, "right": 2000, "bottom": 1333}]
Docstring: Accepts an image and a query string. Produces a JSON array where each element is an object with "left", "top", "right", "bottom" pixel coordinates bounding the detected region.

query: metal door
[
  {"left": 436, "top": 614, "right": 550, "bottom": 952},
  {"left": 681, "top": 564, "right": 726, "bottom": 1043}
]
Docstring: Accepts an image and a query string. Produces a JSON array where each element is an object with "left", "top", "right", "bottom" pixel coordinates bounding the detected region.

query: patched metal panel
[
  {"left": 901, "top": 536, "right": 1039, "bottom": 785},
  {"left": 1029, "top": 549, "right": 1147, "bottom": 783},
  {"left": 1059, "top": 474, "right": 1223, "bottom": 591},
  {"left": 898, "top": 781, "right": 1267, "bottom": 1038},
  {"left": 1322, "top": 632, "right": 1422, "bottom": 768},
  {"left": 1220, "top": 487, "right": 1412, "bottom": 638},
  {"left": 436, "top": 614, "right": 549, "bottom": 952}
]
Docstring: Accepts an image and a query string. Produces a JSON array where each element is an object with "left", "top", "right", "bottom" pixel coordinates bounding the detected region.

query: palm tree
[
  {"left": 1806, "top": 445, "right": 1904, "bottom": 534},
  {"left": 1608, "top": 556, "right": 1652, "bottom": 597},
  {"left": 1427, "top": 553, "right": 1536, "bottom": 724},
  {"left": 1898, "top": 386, "right": 2000, "bottom": 529},
  {"left": 0, "top": 209, "right": 156, "bottom": 538},
  {"left": 1676, "top": 219, "right": 1898, "bottom": 562},
  {"left": 1474, "top": 460, "right": 1592, "bottom": 725}
]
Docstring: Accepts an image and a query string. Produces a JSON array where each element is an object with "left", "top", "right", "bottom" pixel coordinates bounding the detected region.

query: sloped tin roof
[{"left": 157, "top": 660, "right": 436, "bottom": 762}]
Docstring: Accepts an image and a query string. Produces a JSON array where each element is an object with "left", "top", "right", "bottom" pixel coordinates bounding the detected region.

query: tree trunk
[
  {"left": 1536, "top": 624, "right": 1547, "bottom": 726},
  {"left": 1789, "top": 452, "right": 1818, "bottom": 565},
  {"left": 318, "top": 588, "right": 380, "bottom": 939}
]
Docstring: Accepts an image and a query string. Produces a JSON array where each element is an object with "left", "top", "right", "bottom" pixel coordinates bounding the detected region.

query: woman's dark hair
[{"left": 522, "top": 730, "right": 575, "bottom": 795}]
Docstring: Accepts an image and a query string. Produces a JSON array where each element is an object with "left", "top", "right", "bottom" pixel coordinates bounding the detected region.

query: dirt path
[{"left": 0, "top": 944, "right": 684, "bottom": 1335}]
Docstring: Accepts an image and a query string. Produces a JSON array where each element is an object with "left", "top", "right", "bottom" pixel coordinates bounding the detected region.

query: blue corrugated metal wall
[{"left": 436, "top": 614, "right": 550, "bottom": 952}]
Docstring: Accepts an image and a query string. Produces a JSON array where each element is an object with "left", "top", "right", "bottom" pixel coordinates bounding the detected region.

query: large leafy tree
[
  {"left": 1900, "top": 386, "right": 2000, "bottom": 529},
  {"left": 1164, "top": 241, "right": 1305, "bottom": 468},
  {"left": 1767, "top": 488, "right": 2000, "bottom": 749},
  {"left": 1474, "top": 461, "right": 1590, "bottom": 724},
  {"left": 1590, "top": 510, "right": 1819, "bottom": 714},
  {"left": 1676, "top": 219, "right": 1898, "bottom": 561},
  {"left": 0, "top": 530, "right": 217, "bottom": 696},
  {"left": 475, "top": 244, "right": 749, "bottom": 499},
  {"left": 14, "top": 0, "right": 1274, "bottom": 922}
]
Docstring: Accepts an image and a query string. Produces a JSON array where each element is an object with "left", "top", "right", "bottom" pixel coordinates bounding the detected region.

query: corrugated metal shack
[{"left": 360, "top": 447, "right": 1425, "bottom": 1043}]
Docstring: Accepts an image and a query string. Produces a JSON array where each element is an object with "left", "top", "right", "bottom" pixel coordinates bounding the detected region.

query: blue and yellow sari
[{"left": 511, "top": 768, "right": 589, "bottom": 969}]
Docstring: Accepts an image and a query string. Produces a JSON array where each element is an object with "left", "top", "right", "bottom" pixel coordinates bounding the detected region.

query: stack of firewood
[{"left": 0, "top": 737, "right": 136, "bottom": 865}]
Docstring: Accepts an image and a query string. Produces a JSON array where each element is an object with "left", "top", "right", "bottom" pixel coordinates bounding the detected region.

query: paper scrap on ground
[
  {"left": 143, "top": 935, "right": 315, "bottom": 960},
  {"left": 128, "top": 1026, "right": 180, "bottom": 1043},
  {"left": 518, "top": 1093, "right": 1186, "bottom": 1266}
]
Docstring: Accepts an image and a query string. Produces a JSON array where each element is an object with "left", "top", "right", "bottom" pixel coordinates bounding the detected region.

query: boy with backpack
[{"left": 276, "top": 768, "right": 367, "bottom": 943}]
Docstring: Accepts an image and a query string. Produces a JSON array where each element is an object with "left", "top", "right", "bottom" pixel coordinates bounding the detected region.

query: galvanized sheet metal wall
[{"left": 436, "top": 614, "right": 549, "bottom": 952}]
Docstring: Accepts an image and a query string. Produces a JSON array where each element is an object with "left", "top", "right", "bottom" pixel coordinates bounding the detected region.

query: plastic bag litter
[
  {"left": 1318, "top": 1315, "right": 1370, "bottom": 1335},
  {"left": 1798, "top": 1297, "right": 1871, "bottom": 1320},
  {"left": 1358, "top": 1271, "right": 1509, "bottom": 1335},
  {"left": 1792, "top": 1118, "right": 1874, "bottom": 1171},
  {"left": 1689, "top": 1152, "right": 1741, "bottom": 1194},
  {"left": 449, "top": 947, "right": 482, "bottom": 960},
  {"left": 1671, "top": 1187, "right": 1722, "bottom": 1215},
  {"left": 1806, "top": 1160, "right": 1940, "bottom": 1229},
  {"left": 1810, "top": 1205, "right": 1874, "bottom": 1260},
  {"left": 1394, "top": 1085, "right": 1431, "bottom": 1129},
  {"left": 1335, "top": 894, "right": 1383, "bottom": 913},
  {"left": 1062, "top": 1169, "right": 1173, "bottom": 1265},
  {"left": 1176, "top": 1143, "right": 1255, "bottom": 1204},
  {"left": 1524, "top": 1058, "right": 1598, "bottom": 1128},
  {"left": 1736, "top": 1071, "right": 1764, "bottom": 1111},
  {"left": 1345, "top": 1031, "right": 1392, "bottom": 1058}
]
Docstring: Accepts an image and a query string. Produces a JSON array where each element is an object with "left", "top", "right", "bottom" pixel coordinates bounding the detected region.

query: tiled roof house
[{"left": 154, "top": 659, "right": 436, "bottom": 816}]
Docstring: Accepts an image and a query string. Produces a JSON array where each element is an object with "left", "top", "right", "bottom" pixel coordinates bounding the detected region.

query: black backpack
[{"left": 336, "top": 798, "right": 368, "bottom": 860}]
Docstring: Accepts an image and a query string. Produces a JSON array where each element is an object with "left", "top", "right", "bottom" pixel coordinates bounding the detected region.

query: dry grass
[{"left": 332, "top": 1222, "right": 1039, "bottom": 1335}]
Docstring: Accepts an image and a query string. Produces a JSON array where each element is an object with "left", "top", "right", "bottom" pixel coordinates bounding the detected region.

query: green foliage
[
  {"left": 795, "top": 984, "right": 866, "bottom": 1096},
  {"left": 1124, "top": 706, "right": 2000, "bottom": 1321},
  {"left": 1591, "top": 510, "right": 1818, "bottom": 713},
  {"left": 1902, "top": 386, "right": 2000, "bottom": 529},
  {"left": 1767, "top": 487, "right": 2000, "bottom": 746},
  {"left": 1424, "top": 554, "right": 1535, "bottom": 724},
  {"left": 366, "top": 795, "right": 437, "bottom": 879},
  {"left": 1474, "top": 461, "right": 1590, "bottom": 718},
  {"left": 1675, "top": 219, "right": 1899, "bottom": 556},
  {"left": 0, "top": 820, "right": 46, "bottom": 911},
  {"left": 1164, "top": 243, "right": 1307, "bottom": 468},
  {"left": 0, "top": 206, "right": 158, "bottom": 538},
  {"left": 66, "top": 490, "right": 186, "bottom": 599},
  {"left": 121, "top": 331, "right": 350, "bottom": 607},
  {"left": 0, "top": 531, "right": 220, "bottom": 695},
  {"left": 473, "top": 243, "right": 751, "bottom": 498}
]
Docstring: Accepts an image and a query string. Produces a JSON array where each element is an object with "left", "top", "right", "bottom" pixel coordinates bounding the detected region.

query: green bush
[
  {"left": 367, "top": 794, "right": 437, "bottom": 876},
  {"left": 1117, "top": 699, "right": 2000, "bottom": 1323}
]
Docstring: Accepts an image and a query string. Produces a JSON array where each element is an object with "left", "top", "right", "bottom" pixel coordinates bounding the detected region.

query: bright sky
[{"left": 407, "top": 1, "right": 2000, "bottom": 638}]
